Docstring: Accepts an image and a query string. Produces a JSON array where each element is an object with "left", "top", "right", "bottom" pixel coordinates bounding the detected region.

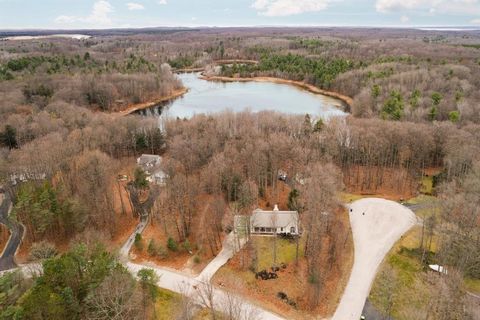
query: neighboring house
[
  {"left": 136, "top": 154, "right": 167, "bottom": 185},
  {"left": 234, "top": 205, "right": 300, "bottom": 236},
  {"left": 9, "top": 171, "right": 47, "bottom": 186}
]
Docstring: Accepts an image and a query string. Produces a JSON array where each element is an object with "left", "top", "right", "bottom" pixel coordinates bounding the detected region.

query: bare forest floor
[
  {"left": 343, "top": 165, "right": 419, "bottom": 201},
  {"left": 130, "top": 193, "right": 228, "bottom": 275},
  {"left": 0, "top": 223, "right": 10, "bottom": 256}
]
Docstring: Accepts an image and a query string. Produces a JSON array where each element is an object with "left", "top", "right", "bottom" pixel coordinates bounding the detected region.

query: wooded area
[{"left": 0, "top": 27, "right": 479, "bottom": 319}]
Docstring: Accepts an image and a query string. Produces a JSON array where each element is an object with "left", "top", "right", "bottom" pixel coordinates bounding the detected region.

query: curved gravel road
[{"left": 332, "top": 198, "right": 416, "bottom": 320}]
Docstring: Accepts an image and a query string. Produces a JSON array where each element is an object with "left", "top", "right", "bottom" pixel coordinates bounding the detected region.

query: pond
[{"left": 136, "top": 73, "right": 347, "bottom": 120}]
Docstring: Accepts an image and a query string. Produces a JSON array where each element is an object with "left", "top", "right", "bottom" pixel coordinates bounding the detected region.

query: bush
[
  {"left": 134, "top": 233, "right": 143, "bottom": 251},
  {"left": 167, "top": 237, "right": 178, "bottom": 252},
  {"left": 193, "top": 255, "right": 201, "bottom": 264},
  {"left": 182, "top": 239, "right": 191, "bottom": 252},
  {"left": 147, "top": 239, "right": 157, "bottom": 256},
  {"left": 157, "top": 245, "right": 168, "bottom": 258},
  {"left": 29, "top": 241, "right": 57, "bottom": 260}
]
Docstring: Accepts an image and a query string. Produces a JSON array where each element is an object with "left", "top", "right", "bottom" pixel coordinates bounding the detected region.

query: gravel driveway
[{"left": 332, "top": 198, "right": 416, "bottom": 320}]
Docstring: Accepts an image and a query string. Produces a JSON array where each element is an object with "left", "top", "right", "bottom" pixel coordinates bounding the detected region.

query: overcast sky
[{"left": 1, "top": 0, "right": 480, "bottom": 29}]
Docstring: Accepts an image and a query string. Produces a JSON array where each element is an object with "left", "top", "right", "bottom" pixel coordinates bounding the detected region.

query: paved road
[
  {"left": 1, "top": 196, "right": 419, "bottom": 320},
  {"left": 0, "top": 191, "right": 24, "bottom": 271},
  {"left": 332, "top": 198, "right": 416, "bottom": 320},
  {"left": 120, "top": 221, "right": 280, "bottom": 319}
]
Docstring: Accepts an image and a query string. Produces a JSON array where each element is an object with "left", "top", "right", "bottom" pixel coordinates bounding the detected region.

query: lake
[{"left": 137, "top": 73, "right": 347, "bottom": 119}]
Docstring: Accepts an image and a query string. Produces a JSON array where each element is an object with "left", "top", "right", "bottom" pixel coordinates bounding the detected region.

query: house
[
  {"left": 137, "top": 154, "right": 162, "bottom": 170},
  {"left": 234, "top": 205, "right": 299, "bottom": 236},
  {"left": 136, "top": 154, "right": 167, "bottom": 185}
]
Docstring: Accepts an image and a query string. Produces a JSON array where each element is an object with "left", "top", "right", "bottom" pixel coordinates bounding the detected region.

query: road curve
[
  {"left": 0, "top": 191, "right": 24, "bottom": 271},
  {"left": 332, "top": 198, "right": 416, "bottom": 320}
]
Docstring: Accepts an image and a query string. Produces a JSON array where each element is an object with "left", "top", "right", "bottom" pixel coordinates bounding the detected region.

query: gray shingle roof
[{"left": 251, "top": 209, "right": 298, "bottom": 228}]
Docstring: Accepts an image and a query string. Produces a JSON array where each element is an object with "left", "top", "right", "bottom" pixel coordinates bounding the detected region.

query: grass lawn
[
  {"left": 369, "top": 227, "right": 435, "bottom": 319},
  {"left": 339, "top": 192, "right": 383, "bottom": 203},
  {"left": 253, "top": 236, "right": 304, "bottom": 271},
  {"left": 465, "top": 278, "right": 480, "bottom": 294},
  {"left": 420, "top": 175, "right": 434, "bottom": 195},
  {"left": 154, "top": 288, "right": 181, "bottom": 320},
  {"left": 404, "top": 194, "right": 436, "bottom": 206}
]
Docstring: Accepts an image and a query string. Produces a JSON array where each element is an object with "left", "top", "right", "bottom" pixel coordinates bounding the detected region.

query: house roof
[
  {"left": 137, "top": 154, "right": 161, "bottom": 164},
  {"left": 251, "top": 209, "right": 298, "bottom": 228}
]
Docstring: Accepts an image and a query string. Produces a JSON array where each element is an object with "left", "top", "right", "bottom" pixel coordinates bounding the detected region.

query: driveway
[
  {"left": 1, "top": 197, "right": 416, "bottom": 320},
  {"left": 121, "top": 221, "right": 279, "bottom": 319},
  {"left": 195, "top": 232, "right": 246, "bottom": 281},
  {"left": 332, "top": 198, "right": 416, "bottom": 320}
]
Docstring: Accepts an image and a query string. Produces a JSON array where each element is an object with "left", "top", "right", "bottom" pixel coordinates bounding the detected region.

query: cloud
[
  {"left": 55, "top": 1, "right": 114, "bottom": 27},
  {"left": 376, "top": 0, "right": 480, "bottom": 15},
  {"left": 252, "top": 0, "right": 333, "bottom": 17},
  {"left": 472, "top": 18, "right": 480, "bottom": 24},
  {"left": 127, "top": 2, "right": 144, "bottom": 10},
  {"left": 158, "top": 0, "right": 167, "bottom": 4},
  {"left": 400, "top": 15, "right": 409, "bottom": 23}
]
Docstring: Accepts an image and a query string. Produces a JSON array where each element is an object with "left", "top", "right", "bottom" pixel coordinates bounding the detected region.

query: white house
[
  {"left": 136, "top": 154, "right": 167, "bottom": 185},
  {"left": 235, "top": 205, "right": 299, "bottom": 236}
]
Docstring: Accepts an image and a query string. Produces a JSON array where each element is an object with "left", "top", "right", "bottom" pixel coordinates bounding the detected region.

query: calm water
[{"left": 137, "top": 73, "right": 347, "bottom": 119}]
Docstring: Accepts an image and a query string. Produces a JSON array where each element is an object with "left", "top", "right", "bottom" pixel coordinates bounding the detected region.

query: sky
[{"left": 1, "top": 0, "right": 480, "bottom": 29}]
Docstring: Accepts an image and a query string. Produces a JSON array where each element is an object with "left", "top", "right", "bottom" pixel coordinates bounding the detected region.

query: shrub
[
  {"left": 29, "top": 241, "right": 57, "bottom": 260},
  {"left": 448, "top": 111, "right": 460, "bottom": 123},
  {"left": 157, "top": 245, "right": 168, "bottom": 258},
  {"left": 167, "top": 237, "right": 178, "bottom": 252},
  {"left": 134, "top": 233, "right": 143, "bottom": 251},
  {"left": 147, "top": 239, "right": 157, "bottom": 256},
  {"left": 193, "top": 255, "right": 201, "bottom": 264},
  {"left": 182, "top": 239, "right": 191, "bottom": 252}
]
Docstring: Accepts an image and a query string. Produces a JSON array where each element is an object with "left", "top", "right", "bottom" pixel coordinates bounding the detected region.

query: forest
[{"left": 0, "top": 27, "right": 479, "bottom": 319}]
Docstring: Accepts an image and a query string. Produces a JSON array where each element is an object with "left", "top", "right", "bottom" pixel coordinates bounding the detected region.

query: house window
[
  {"left": 290, "top": 227, "right": 296, "bottom": 234},
  {"left": 260, "top": 227, "right": 265, "bottom": 232},
  {"left": 254, "top": 227, "right": 260, "bottom": 232},
  {"left": 280, "top": 227, "right": 284, "bottom": 232}
]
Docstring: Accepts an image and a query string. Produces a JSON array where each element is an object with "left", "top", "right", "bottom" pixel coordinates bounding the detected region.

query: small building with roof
[
  {"left": 234, "top": 205, "right": 299, "bottom": 236},
  {"left": 136, "top": 154, "right": 167, "bottom": 185}
]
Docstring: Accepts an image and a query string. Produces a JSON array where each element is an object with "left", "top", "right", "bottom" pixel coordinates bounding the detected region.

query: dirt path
[{"left": 332, "top": 198, "right": 416, "bottom": 320}]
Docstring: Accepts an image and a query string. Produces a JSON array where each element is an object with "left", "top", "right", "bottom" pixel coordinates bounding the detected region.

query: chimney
[{"left": 273, "top": 204, "right": 279, "bottom": 211}]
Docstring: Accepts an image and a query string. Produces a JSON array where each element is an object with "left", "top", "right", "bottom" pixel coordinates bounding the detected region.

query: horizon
[
  {"left": 2, "top": 0, "right": 480, "bottom": 30},
  {"left": 1, "top": 25, "right": 480, "bottom": 32}
]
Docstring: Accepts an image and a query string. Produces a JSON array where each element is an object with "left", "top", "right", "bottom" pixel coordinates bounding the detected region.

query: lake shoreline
[
  {"left": 200, "top": 75, "right": 353, "bottom": 110},
  {"left": 119, "top": 72, "right": 352, "bottom": 117},
  {"left": 117, "top": 87, "right": 188, "bottom": 116}
]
